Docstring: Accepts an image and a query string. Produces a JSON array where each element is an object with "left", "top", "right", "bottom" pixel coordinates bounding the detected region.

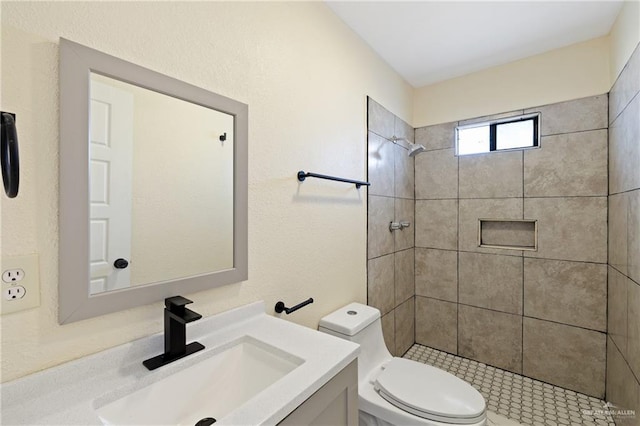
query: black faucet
[{"left": 143, "top": 296, "right": 205, "bottom": 371}]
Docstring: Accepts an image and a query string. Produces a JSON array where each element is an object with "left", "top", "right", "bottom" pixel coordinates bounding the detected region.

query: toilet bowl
[{"left": 319, "top": 303, "right": 486, "bottom": 426}]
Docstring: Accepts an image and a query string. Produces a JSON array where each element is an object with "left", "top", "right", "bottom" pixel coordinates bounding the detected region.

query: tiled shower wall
[
  {"left": 606, "top": 42, "right": 640, "bottom": 423},
  {"left": 366, "top": 97, "right": 415, "bottom": 357},
  {"left": 413, "top": 95, "right": 609, "bottom": 398}
]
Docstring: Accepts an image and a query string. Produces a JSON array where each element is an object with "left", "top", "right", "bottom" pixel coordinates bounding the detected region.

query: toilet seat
[{"left": 373, "top": 358, "right": 486, "bottom": 425}]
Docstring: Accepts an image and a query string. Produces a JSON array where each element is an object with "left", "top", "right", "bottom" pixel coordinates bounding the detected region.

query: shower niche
[{"left": 478, "top": 219, "right": 537, "bottom": 251}]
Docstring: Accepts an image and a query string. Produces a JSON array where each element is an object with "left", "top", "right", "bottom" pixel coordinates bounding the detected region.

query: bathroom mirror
[{"left": 59, "top": 38, "right": 248, "bottom": 324}]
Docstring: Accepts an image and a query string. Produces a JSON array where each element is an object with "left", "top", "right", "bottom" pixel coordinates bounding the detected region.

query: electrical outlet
[
  {"left": 2, "top": 269, "right": 25, "bottom": 283},
  {"left": 1, "top": 254, "right": 40, "bottom": 315},
  {"left": 4, "top": 286, "right": 26, "bottom": 300}
]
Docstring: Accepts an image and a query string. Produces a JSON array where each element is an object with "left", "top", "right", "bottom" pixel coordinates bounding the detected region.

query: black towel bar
[{"left": 297, "top": 170, "right": 370, "bottom": 189}]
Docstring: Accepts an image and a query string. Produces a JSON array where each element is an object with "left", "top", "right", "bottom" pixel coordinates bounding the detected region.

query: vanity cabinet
[{"left": 278, "top": 360, "right": 358, "bottom": 426}]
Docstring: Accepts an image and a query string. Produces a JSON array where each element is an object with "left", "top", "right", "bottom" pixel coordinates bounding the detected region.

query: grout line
[
  {"left": 609, "top": 187, "right": 640, "bottom": 197},
  {"left": 413, "top": 246, "right": 459, "bottom": 253},
  {"left": 522, "top": 149, "right": 525, "bottom": 375},
  {"left": 605, "top": 91, "right": 610, "bottom": 401},
  {"left": 366, "top": 125, "right": 370, "bottom": 308},
  {"left": 609, "top": 88, "right": 640, "bottom": 128},
  {"left": 520, "top": 256, "right": 608, "bottom": 266},
  {"left": 415, "top": 197, "right": 464, "bottom": 201},
  {"left": 456, "top": 138, "right": 460, "bottom": 355},
  {"left": 608, "top": 334, "right": 640, "bottom": 387},
  {"left": 369, "top": 194, "right": 401, "bottom": 200},
  {"left": 413, "top": 126, "right": 417, "bottom": 351},
  {"left": 416, "top": 194, "right": 611, "bottom": 201},
  {"left": 541, "top": 127, "right": 609, "bottom": 138},
  {"left": 413, "top": 246, "right": 608, "bottom": 265},
  {"left": 392, "top": 138, "right": 397, "bottom": 351},
  {"left": 367, "top": 252, "right": 396, "bottom": 261},
  {"left": 515, "top": 313, "right": 607, "bottom": 334}
]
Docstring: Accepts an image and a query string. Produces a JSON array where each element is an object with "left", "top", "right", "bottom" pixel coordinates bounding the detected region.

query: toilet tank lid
[{"left": 318, "top": 303, "right": 380, "bottom": 336}]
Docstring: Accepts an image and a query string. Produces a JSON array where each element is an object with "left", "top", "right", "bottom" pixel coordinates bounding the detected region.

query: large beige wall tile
[
  {"left": 381, "top": 310, "right": 395, "bottom": 356},
  {"left": 524, "top": 197, "right": 607, "bottom": 263},
  {"left": 609, "top": 94, "right": 640, "bottom": 194},
  {"left": 415, "top": 200, "right": 457, "bottom": 250},
  {"left": 609, "top": 44, "right": 640, "bottom": 125},
  {"left": 415, "top": 149, "right": 458, "bottom": 200},
  {"left": 524, "top": 258, "right": 606, "bottom": 331},
  {"left": 395, "top": 297, "right": 415, "bottom": 356},
  {"left": 609, "top": 192, "right": 629, "bottom": 276},
  {"left": 394, "top": 249, "right": 414, "bottom": 306},
  {"left": 459, "top": 252, "right": 523, "bottom": 314},
  {"left": 367, "top": 254, "right": 394, "bottom": 315},
  {"left": 458, "top": 305, "right": 522, "bottom": 373},
  {"left": 459, "top": 150, "right": 523, "bottom": 199},
  {"left": 524, "top": 130, "right": 607, "bottom": 197},
  {"left": 415, "top": 122, "right": 456, "bottom": 151},
  {"left": 395, "top": 198, "right": 414, "bottom": 251},
  {"left": 368, "top": 132, "right": 395, "bottom": 197},
  {"left": 368, "top": 195, "right": 394, "bottom": 258},
  {"left": 368, "top": 97, "right": 395, "bottom": 140},
  {"left": 395, "top": 116, "right": 414, "bottom": 143},
  {"left": 629, "top": 190, "right": 640, "bottom": 284},
  {"left": 523, "top": 317, "right": 605, "bottom": 398},
  {"left": 606, "top": 337, "right": 640, "bottom": 424},
  {"left": 608, "top": 267, "right": 629, "bottom": 356},
  {"left": 628, "top": 280, "right": 640, "bottom": 380},
  {"left": 394, "top": 144, "right": 414, "bottom": 199},
  {"left": 459, "top": 198, "right": 523, "bottom": 255},
  {"left": 415, "top": 248, "right": 457, "bottom": 302},
  {"left": 415, "top": 296, "right": 457, "bottom": 354},
  {"left": 524, "top": 95, "right": 608, "bottom": 136}
]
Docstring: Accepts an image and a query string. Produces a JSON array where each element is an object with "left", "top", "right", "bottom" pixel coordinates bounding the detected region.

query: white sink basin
[{"left": 96, "top": 336, "right": 303, "bottom": 425}]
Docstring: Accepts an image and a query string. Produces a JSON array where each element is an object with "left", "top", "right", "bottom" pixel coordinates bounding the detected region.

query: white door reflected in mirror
[
  {"left": 88, "top": 73, "right": 235, "bottom": 295},
  {"left": 89, "top": 80, "right": 134, "bottom": 294}
]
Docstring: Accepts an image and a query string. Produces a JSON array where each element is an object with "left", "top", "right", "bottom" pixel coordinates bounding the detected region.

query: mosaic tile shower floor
[{"left": 403, "top": 344, "right": 615, "bottom": 426}]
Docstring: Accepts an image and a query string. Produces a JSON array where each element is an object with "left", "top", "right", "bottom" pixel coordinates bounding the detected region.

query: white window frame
[{"left": 455, "top": 112, "right": 541, "bottom": 156}]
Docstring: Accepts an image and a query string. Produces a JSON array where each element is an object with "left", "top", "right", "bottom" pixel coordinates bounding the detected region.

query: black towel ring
[{"left": 1, "top": 112, "right": 19, "bottom": 198}]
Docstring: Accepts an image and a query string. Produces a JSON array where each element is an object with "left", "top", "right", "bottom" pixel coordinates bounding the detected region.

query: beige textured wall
[
  {"left": 609, "top": 0, "right": 640, "bottom": 83},
  {"left": 0, "top": 1, "right": 413, "bottom": 382},
  {"left": 413, "top": 37, "right": 611, "bottom": 127},
  {"left": 125, "top": 78, "right": 235, "bottom": 286},
  {"left": 413, "top": 95, "right": 609, "bottom": 398}
]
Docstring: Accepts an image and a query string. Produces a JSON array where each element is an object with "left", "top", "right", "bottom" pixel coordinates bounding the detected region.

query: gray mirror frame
[{"left": 59, "top": 38, "right": 248, "bottom": 324}]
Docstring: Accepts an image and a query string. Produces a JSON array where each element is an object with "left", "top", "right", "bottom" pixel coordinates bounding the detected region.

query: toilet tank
[
  {"left": 319, "top": 303, "right": 392, "bottom": 377},
  {"left": 318, "top": 303, "right": 380, "bottom": 337}
]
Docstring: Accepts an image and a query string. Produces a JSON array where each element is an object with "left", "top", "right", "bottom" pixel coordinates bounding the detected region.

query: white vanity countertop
[{"left": 0, "top": 301, "right": 360, "bottom": 425}]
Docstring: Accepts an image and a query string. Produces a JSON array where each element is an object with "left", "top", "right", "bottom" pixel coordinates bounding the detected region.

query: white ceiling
[{"left": 326, "top": 1, "right": 624, "bottom": 87}]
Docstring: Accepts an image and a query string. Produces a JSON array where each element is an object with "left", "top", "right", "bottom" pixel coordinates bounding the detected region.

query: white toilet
[{"left": 319, "top": 303, "right": 487, "bottom": 426}]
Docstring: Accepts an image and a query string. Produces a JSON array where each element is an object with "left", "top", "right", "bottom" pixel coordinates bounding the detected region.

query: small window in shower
[{"left": 456, "top": 113, "right": 540, "bottom": 156}]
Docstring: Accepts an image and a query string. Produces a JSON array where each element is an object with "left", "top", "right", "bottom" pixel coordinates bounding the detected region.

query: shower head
[
  {"left": 408, "top": 143, "right": 426, "bottom": 157},
  {"left": 391, "top": 136, "right": 426, "bottom": 157}
]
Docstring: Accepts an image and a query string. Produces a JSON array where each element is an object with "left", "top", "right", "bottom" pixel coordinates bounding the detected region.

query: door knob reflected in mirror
[{"left": 113, "top": 258, "right": 129, "bottom": 269}]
